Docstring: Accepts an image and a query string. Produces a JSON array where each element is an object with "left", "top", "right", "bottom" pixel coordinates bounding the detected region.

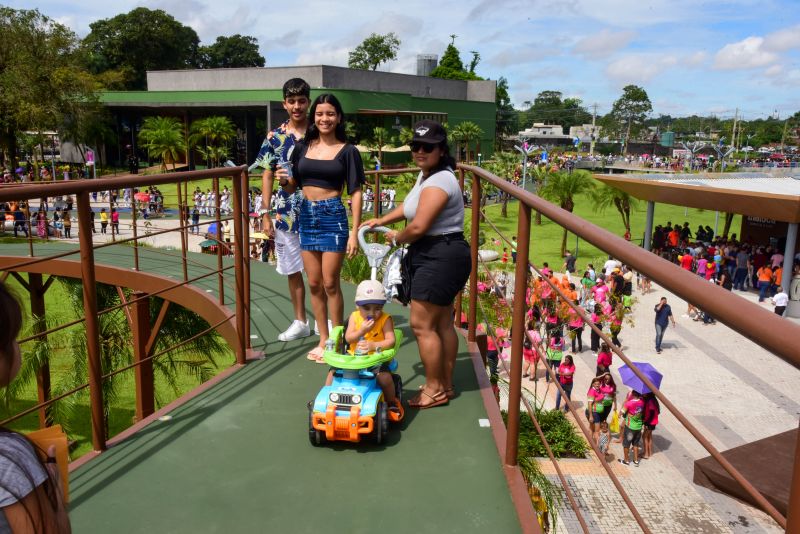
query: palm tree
[
  {"left": 138, "top": 116, "right": 186, "bottom": 172},
  {"left": 591, "top": 183, "right": 638, "bottom": 238},
  {"left": 450, "top": 121, "right": 484, "bottom": 162},
  {"left": 539, "top": 170, "right": 596, "bottom": 256},
  {"left": 368, "top": 126, "right": 390, "bottom": 168},
  {"left": 188, "top": 116, "right": 237, "bottom": 168},
  {"left": 486, "top": 152, "right": 518, "bottom": 218},
  {"left": 528, "top": 164, "right": 557, "bottom": 226}
]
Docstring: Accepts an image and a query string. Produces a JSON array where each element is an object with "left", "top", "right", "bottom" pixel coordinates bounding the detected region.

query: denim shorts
[{"left": 298, "top": 197, "right": 348, "bottom": 253}]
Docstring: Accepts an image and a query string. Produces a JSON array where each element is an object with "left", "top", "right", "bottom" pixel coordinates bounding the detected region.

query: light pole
[{"left": 514, "top": 138, "right": 536, "bottom": 192}]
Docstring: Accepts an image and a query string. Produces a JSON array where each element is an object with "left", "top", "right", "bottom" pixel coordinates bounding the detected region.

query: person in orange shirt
[
  {"left": 773, "top": 265, "right": 783, "bottom": 295},
  {"left": 757, "top": 265, "right": 773, "bottom": 302},
  {"left": 668, "top": 228, "right": 680, "bottom": 248}
]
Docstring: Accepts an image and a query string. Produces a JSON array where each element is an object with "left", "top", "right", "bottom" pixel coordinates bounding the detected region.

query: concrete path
[{"left": 497, "top": 277, "right": 798, "bottom": 533}]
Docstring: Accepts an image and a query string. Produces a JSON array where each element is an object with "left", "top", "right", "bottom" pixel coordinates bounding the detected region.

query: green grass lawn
[{"left": 2, "top": 276, "right": 235, "bottom": 458}]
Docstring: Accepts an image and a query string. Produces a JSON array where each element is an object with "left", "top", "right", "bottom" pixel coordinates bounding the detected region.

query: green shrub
[{"left": 503, "top": 408, "right": 589, "bottom": 459}]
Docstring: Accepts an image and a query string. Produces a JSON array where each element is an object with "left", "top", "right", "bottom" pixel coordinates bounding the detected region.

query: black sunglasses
[{"left": 409, "top": 142, "right": 436, "bottom": 153}]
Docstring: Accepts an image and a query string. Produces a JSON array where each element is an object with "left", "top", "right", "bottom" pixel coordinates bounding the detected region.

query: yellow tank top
[{"left": 348, "top": 311, "right": 389, "bottom": 354}]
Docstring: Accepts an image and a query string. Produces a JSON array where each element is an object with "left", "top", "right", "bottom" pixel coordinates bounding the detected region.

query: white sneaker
[
  {"left": 313, "top": 320, "right": 333, "bottom": 336},
  {"left": 278, "top": 320, "right": 310, "bottom": 342}
]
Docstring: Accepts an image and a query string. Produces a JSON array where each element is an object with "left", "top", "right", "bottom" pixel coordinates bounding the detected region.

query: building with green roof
[{"left": 100, "top": 65, "right": 497, "bottom": 168}]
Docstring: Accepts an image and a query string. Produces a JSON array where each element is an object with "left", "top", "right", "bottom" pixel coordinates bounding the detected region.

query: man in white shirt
[
  {"left": 772, "top": 287, "right": 788, "bottom": 316},
  {"left": 603, "top": 256, "right": 621, "bottom": 277}
]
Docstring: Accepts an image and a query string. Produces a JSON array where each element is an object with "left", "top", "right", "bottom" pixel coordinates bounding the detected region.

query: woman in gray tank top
[{"left": 361, "top": 120, "right": 471, "bottom": 409}]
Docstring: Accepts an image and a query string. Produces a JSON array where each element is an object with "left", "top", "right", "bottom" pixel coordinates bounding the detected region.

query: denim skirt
[{"left": 298, "top": 197, "right": 348, "bottom": 253}]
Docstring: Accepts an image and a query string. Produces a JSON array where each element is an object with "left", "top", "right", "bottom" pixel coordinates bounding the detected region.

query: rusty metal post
[
  {"left": 455, "top": 291, "right": 463, "bottom": 329},
  {"left": 213, "top": 177, "right": 224, "bottom": 305},
  {"left": 373, "top": 173, "right": 381, "bottom": 220},
  {"left": 28, "top": 273, "right": 52, "bottom": 428},
  {"left": 176, "top": 182, "right": 188, "bottom": 281},
  {"left": 230, "top": 174, "right": 247, "bottom": 365},
  {"left": 458, "top": 168, "right": 465, "bottom": 192},
  {"left": 241, "top": 171, "right": 252, "bottom": 348},
  {"left": 76, "top": 191, "right": 106, "bottom": 451},
  {"left": 505, "top": 203, "right": 531, "bottom": 467},
  {"left": 787, "top": 420, "right": 800, "bottom": 533},
  {"left": 131, "top": 291, "right": 155, "bottom": 421},
  {"left": 131, "top": 194, "right": 140, "bottom": 271},
  {"left": 468, "top": 172, "right": 480, "bottom": 342}
]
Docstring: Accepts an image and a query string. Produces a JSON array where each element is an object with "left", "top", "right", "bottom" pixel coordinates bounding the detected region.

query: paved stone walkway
[{"left": 497, "top": 276, "right": 798, "bottom": 533}]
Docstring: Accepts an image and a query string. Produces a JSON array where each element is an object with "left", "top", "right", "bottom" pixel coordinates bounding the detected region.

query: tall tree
[
  {"left": 429, "top": 37, "right": 483, "bottom": 80},
  {"left": 485, "top": 152, "right": 518, "bottom": 218},
  {"left": 198, "top": 34, "right": 265, "bottom": 68},
  {"left": 522, "top": 91, "right": 591, "bottom": 132},
  {"left": 539, "top": 170, "right": 596, "bottom": 256},
  {"left": 348, "top": 32, "right": 400, "bottom": 71},
  {"left": 0, "top": 8, "right": 98, "bottom": 167},
  {"left": 495, "top": 77, "right": 518, "bottom": 150},
  {"left": 609, "top": 84, "right": 652, "bottom": 154},
  {"left": 83, "top": 8, "right": 200, "bottom": 89}
]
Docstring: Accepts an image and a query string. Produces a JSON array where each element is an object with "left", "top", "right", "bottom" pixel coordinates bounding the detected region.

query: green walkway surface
[{"left": 1, "top": 242, "right": 521, "bottom": 534}]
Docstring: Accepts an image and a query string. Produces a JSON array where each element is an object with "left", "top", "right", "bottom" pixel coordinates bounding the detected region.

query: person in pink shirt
[
  {"left": 586, "top": 377, "right": 603, "bottom": 437},
  {"left": 596, "top": 342, "right": 612, "bottom": 376},
  {"left": 555, "top": 355, "right": 575, "bottom": 411},
  {"left": 522, "top": 320, "right": 541, "bottom": 380},
  {"left": 620, "top": 390, "right": 645, "bottom": 465},
  {"left": 567, "top": 307, "right": 584, "bottom": 353},
  {"left": 642, "top": 392, "right": 660, "bottom": 459},
  {"left": 591, "top": 279, "right": 608, "bottom": 303},
  {"left": 695, "top": 256, "right": 707, "bottom": 278}
]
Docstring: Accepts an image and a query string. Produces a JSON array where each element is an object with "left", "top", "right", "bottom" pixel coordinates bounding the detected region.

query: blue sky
[{"left": 16, "top": 0, "right": 800, "bottom": 120}]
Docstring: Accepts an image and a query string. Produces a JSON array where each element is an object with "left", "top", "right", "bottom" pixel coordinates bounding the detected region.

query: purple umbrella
[{"left": 618, "top": 362, "right": 663, "bottom": 394}]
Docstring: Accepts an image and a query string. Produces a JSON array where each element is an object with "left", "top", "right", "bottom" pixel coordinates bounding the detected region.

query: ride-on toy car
[
  {"left": 307, "top": 326, "right": 404, "bottom": 445},
  {"left": 308, "top": 226, "right": 404, "bottom": 446}
]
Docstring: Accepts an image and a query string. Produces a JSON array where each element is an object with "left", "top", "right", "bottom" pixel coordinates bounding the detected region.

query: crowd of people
[{"left": 649, "top": 220, "right": 799, "bottom": 316}]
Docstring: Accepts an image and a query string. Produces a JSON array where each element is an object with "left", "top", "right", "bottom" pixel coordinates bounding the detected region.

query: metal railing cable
[
  {"left": 469, "top": 174, "right": 789, "bottom": 528},
  {"left": 15, "top": 265, "right": 235, "bottom": 345},
  {"left": 476, "top": 254, "right": 645, "bottom": 533}
]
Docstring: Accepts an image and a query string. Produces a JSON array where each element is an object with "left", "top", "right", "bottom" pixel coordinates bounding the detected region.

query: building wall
[{"left": 146, "top": 66, "right": 496, "bottom": 103}]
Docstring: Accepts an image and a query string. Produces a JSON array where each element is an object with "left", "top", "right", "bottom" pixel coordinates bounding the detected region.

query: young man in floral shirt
[{"left": 252, "top": 78, "right": 311, "bottom": 341}]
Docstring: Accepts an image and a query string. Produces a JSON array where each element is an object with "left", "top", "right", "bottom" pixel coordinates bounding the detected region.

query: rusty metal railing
[
  {"left": 460, "top": 162, "right": 800, "bottom": 532},
  {"left": 0, "top": 167, "right": 254, "bottom": 451}
]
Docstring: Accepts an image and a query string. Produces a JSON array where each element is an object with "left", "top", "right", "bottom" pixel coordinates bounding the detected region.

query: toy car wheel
[
  {"left": 372, "top": 401, "right": 388, "bottom": 444},
  {"left": 392, "top": 374, "right": 403, "bottom": 404},
  {"left": 308, "top": 408, "right": 325, "bottom": 446}
]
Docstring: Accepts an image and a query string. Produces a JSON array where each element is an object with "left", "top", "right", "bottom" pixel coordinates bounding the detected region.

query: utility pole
[
  {"left": 590, "top": 103, "right": 597, "bottom": 156},
  {"left": 731, "top": 108, "right": 739, "bottom": 153}
]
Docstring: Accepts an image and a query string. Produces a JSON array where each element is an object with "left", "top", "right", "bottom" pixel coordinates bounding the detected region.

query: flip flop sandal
[
  {"left": 306, "top": 346, "right": 324, "bottom": 362},
  {"left": 409, "top": 390, "right": 449, "bottom": 410}
]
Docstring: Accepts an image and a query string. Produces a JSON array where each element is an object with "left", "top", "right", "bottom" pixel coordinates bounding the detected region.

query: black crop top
[{"left": 291, "top": 142, "right": 365, "bottom": 195}]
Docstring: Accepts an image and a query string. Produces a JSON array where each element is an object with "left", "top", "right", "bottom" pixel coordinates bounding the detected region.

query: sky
[{"left": 15, "top": 0, "right": 800, "bottom": 120}]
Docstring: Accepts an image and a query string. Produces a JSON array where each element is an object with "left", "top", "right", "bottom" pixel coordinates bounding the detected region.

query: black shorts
[
  {"left": 408, "top": 233, "right": 471, "bottom": 307},
  {"left": 623, "top": 428, "right": 642, "bottom": 448}
]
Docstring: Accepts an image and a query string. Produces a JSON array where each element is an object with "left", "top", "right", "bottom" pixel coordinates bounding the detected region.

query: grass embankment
[{"left": 469, "top": 193, "right": 741, "bottom": 270}]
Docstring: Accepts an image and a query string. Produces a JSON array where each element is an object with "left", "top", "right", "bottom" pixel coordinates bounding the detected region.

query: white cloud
[
  {"left": 764, "top": 64, "right": 783, "bottom": 77},
  {"left": 573, "top": 29, "right": 636, "bottom": 60},
  {"left": 605, "top": 54, "right": 678, "bottom": 85},
  {"left": 763, "top": 24, "right": 800, "bottom": 52},
  {"left": 295, "top": 46, "right": 350, "bottom": 67},
  {"left": 713, "top": 37, "right": 779, "bottom": 70},
  {"left": 685, "top": 51, "right": 708, "bottom": 67}
]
